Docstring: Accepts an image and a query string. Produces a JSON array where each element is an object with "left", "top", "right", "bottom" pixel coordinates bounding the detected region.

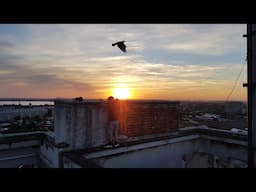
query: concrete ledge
[
  {"left": 63, "top": 153, "right": 102, "bottom": 168},
  {"left": 61, "top": 126, "right": 248, "bottom": 168},
  {"left": 84, "top": 135, "right": 200, "bottom": 159}
]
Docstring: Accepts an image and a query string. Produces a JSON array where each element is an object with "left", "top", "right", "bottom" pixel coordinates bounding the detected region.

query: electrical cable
[{"left": 225, "top": 57, "right": 247, "bottom": 102}]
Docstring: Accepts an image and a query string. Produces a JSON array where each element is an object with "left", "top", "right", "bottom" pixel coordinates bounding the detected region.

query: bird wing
[{"left": 117, "top": 43, "right": 126, "bottom": 52}]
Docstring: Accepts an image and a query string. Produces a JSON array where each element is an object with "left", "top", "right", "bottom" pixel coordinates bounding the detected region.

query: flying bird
[{"left": 112, "top": 41, "right": 126, "bottom": 53}]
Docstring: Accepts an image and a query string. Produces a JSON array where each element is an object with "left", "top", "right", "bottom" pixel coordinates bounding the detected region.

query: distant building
[
  {"left": 119, "top": 100, "right": 179, "bottom": 137},
  {"left": 225, "top": 101, "right": 243, "bottom": 116},
  {"left": 0, "top": 106, "right": 52, "bottom": 121},
  {"left": 195, "top": 113, "right": 220, "bottom": 121}
]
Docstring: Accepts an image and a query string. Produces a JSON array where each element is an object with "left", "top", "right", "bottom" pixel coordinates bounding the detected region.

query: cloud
[
  {"left": 0, "top": 40, "right": 13, "bottom": 48},
  {"left": 164, "top": 24, "right": 246, "bottom": 55},
  {"left": 0, "top": 62, "right": 92, "bottom": 92}
]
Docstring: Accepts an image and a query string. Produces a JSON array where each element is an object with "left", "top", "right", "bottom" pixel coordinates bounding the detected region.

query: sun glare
[{"left": 113, "top": 87, "right": 131, "bottom": 99}]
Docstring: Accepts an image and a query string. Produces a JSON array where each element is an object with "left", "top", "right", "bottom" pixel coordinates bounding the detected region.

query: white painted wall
[
  {"left": 199, "top": 138, "right": 247, "bottom": 162},
  {"left": 90, "top": 137, "right": 247, "bottom": 168},
  {"left": 39, "top": 143, "right": 60, "bottom": 168},
  {"left": 54, "top": 100, "right": 69, "bottom": 144},
  {"left": 91, "top": 138, "right": 201, "bottom": 168},
  {"left": 54, "top": 100, "right": 108, "bottom": 150},
  {"left": 62, "top": 156, "right": 82, "bottom": 168}
]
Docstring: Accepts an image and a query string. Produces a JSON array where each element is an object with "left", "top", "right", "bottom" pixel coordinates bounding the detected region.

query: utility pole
[{"left": 244, "top": 24, "right": 256, "bottom": 168}]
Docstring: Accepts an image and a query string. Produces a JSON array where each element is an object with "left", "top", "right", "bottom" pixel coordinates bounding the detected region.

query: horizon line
[{"left": 0, "top": 97, "right": 247, "bottom": 103}]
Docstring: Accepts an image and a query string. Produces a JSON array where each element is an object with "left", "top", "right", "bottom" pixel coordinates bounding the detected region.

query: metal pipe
[
  {"left": 246, "top": 24, "right": 253, "bottom": 168},
  {"left": 246, "top": 24, "right": 256, "bottom": 168}
]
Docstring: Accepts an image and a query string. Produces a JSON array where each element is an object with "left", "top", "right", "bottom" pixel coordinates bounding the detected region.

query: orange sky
[{"left": 0, "top": 24, "right": 247, "bottom": 101}]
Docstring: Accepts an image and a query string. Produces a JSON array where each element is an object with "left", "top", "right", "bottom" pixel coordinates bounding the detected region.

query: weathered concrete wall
[
  {"left": 89, "top": 106, "right": 108, "bottom": 147},
  {"left": 39, "top": 142, "right": 60, "bottom": 168},
  {"left": 54, "top": 100, "right": 108, "bottom": 150},
  {"left": 184, "top": 152, "right": 247, "bottom": 168},
  {"left": 62, "top": 156, "right": 82, "bottom": 168},
  {"left": 84, "top": 136, "right": 199, "bottom": 168},
  {"left": 87, "top": 136, "right": 247, "bottom": 168},
  {"left": 54, "top": 100, "right": 69, "bottom": 144},
  {"left": 199, "top": 137, "right": 247, "bottom": 162}
]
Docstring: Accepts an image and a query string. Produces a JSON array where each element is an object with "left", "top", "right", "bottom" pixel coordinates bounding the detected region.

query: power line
[{"left": 225, "top": 57, "right": 247, "bottom": 102}]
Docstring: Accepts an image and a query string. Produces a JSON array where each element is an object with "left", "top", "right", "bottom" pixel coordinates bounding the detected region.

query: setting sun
[{"left": 113, "top": 88, "right": 131, "bottom": 99}]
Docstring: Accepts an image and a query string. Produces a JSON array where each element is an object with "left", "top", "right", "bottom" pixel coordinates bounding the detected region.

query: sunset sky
[{"left": 0, "top": 24, "right": 247, "bottom": 101}]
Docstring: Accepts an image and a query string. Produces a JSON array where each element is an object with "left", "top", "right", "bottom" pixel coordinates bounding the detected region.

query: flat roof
[{"left": 61, "top": 126, "right": 247, "bottom": 168}]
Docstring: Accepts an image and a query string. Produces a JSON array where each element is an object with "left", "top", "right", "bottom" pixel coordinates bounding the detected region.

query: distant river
[{"left": 0, "top": 101, "right": 54, "bottom": 106}]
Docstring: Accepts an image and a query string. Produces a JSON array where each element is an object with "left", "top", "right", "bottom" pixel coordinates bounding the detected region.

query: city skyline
[{"left": 0, "top": 24, "right": 247, "bottom": 101}]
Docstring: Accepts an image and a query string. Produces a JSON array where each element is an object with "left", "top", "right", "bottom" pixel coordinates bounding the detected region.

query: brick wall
[{"left": 118, "top": 101, "right": 179, "bottom": 137}]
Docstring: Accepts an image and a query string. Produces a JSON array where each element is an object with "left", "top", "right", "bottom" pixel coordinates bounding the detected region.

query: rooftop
[{"left": 61, "top": 126, "right": 248, "bottom": 168}]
